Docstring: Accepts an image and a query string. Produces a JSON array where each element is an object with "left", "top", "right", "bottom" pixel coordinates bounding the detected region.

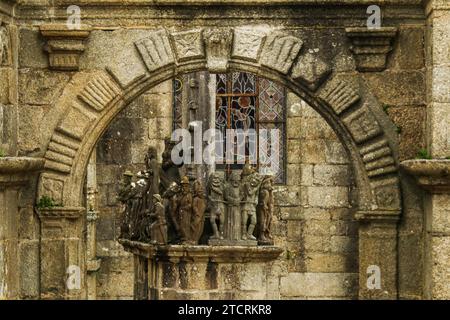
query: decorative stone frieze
[
  {"left": 39, "top": 24, "right": 92, "bottom": 71},
  {"left": 345, "top": 27, "right": 398, "bottom": 72}
]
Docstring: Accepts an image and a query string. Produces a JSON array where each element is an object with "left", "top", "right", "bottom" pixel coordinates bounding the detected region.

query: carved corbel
[
  {"left": 345, "top": 27, "right": 398, "bottom": 72},
  {"left": 40, "top": 24, "right": 92, "bottom": 71},
  {"left": 204, "top": 28, "right": 233, "bottom": 73}
]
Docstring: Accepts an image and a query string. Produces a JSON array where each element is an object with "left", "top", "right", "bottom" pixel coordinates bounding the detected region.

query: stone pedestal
[
  {"left": 120, "top": 239, "right": 282, "bottom": 300},
  {"left": 36, "top": 207, "right": 85, "bottom": 300},
  {"left": 402, "top": 159, "right": 450, "bottom": 299},
  {"left": 0, "top": 157, "right": 44, "bottom": 299}
]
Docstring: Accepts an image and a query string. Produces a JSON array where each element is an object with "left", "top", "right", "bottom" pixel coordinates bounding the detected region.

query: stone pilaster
[
  {"left": 425, "top": 0, "right": 450, "bottom": 159},
  {"left": 402, "top": 159, "right": 450, "bottom": 299},
  {"left": 0, "top": 157, "right": 44, "bottom": 299},
  {"left": 355, "top": 211, "right": 400, "bottom": 299},
  {"left": 36, "top": 206, "right": 85, "bottom": 300}
]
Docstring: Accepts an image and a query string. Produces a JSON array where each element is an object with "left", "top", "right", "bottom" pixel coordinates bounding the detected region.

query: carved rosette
[
  {"left": 40, "top": 24, "right": 92, "bottom": 71},
  {"left": 345, "top": 27, "right": 398, "bottom": 72}
]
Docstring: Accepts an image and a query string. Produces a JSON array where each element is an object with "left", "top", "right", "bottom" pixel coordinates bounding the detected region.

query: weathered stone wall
[
  {"left": 0, "top": 0, "right": 437, "bottom": 300},
  {"left": 95, "top": 81, "right": 172, "bottom": 299}
]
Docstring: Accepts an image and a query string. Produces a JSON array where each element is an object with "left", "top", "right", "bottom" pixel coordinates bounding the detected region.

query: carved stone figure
[
  {"left": 162, "top": 181, "right": 181, "bottom": 243},
  {"left": 224, "top": 171, "right": 242, "bottom": 241},
  {"left": 0, "top": 25, "right": 10, "bottom": 65},
  {"left": 144, "top": 146, "right": 160, "bottom": 204},
  {"left": 160, "top": 137, "right": 182, "bottom": 193},
  {"left": 207, "top": 173, "right": 226, "bottom": 240},
  {"left": 241, "top": 169, "right": 261, "bottom": 241},
  {"left": 176, "top": 176, "right": 193, "bottom": 243},
  {"left": 130, "top": 172, "right": 148, "bottom": 240},
  {"left": 257, "top": 175, "right": 274, "bottom": 245},
  {"left": 117, "top": 170, "right": 134, "bottom": 239},
  {"left": 147, "top": 194, "right": 168, "bottom": 245},
  {"left": 190, "top": 179, "right": 206, "bottom": 244},
  {"left": 204, "top": 28, "right": 233, "bottom": 73}
]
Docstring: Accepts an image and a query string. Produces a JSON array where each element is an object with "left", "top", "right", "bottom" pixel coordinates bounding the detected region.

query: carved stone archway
[{"left": 37, "top": 27, "right": 402, "bottom": 299}]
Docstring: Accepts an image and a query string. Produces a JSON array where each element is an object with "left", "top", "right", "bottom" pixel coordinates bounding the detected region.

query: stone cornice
[
  {"left": 16, "top": 0, "right": 424, "bottom": 6},
  {"left": 0, "top": 157, "right": 45, "bottom": 174},
  {"left": 119, "top": 239, "right": 283, "bottom": 263},
  {"left": 401, "top": 159, "right": 450, "bottom": 194},
  {"left": 0, "top": 157, "right": 45, "bottom": 186},
  {"left": 354, "top": 210, "right": 401, "bottom": 224},
  {"left": 36, "top": 206, "right": 85, "bottom": 219},
  {"left": 345, "top": 27, "right": 398, "bottom": 72},
  {"left": 39, "top": 24, "right": 92, "bottom": 71}
]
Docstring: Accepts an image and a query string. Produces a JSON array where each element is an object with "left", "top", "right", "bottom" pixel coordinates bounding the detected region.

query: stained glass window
[{"left": 173, "top": 72, "right": 286, "bottom": 184}]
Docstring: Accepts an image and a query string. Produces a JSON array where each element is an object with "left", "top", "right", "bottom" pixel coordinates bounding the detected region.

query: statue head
[
  {"left": 180, "top": 176, "right": 190, "bottom": 192},
  {"left": 261, "top": 175, "right": 274, "bottom": 190},
  {"left": 209, "top": 172, "right": 222, "bottom": 185},
  {"left": 152, "top": 194, "right": 162, "bottom": 203},
  {"left": 241, "top": 163, "right": 255, "bottom": 178},
  {"left": 193, "top": 180, "right": 204, "bottom": 196},
  {"left": 122, "top": 170, "right": 133, "bottom": 184},
  {"left": 145, "top": 146, "right": 157, "bottom": 166},
  {"left": 229, "top": 171, "right": 241, "bottom": 187}
]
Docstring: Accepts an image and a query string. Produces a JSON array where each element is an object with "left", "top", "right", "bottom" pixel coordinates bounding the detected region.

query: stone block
[
  {"left": 19, "top": 240, "right": 39, "bottom": 298},
  {"left": 273, "top": 186, "right": 301, "bottom": 207},
  {"left": 287, "top": 139, "right": 301, "bottom": 164},
  {"left": 18, "top": 206, "right": 39, "bottom": 240},
  {"left": 280, "top": 272, "right": 358, "bottom": 298},
  {"left": 429, "top": 102, "right": 450, "bottom": 158},
  {"left": 313, "top": 164, "right": 350, "bottom": 186},
  {"left": 362, "top": 71, "right": 425, "bottom": 106},
  {"left": 324, "top": 140, "right": 349, "bottom": 164},
  {"left": 0, "top": 68, "right": 11, "bottom": 104},
  {"left": 300, "top": 164, "right": 313, "bottom": 186},
  {"left": 18, "top": 105, "right": 47, "bottom": 155},
  {"left": 427, "top": 194, "right": 450, "bottom": 233},
  {"left": 429, "top": 236, "right": 450, "bottom": 299},
  {"left": 19, "top": 28, "right": 48, "bottom": 68},
  {"left": 386, "top": 106, "right": 426, "bottom": 161},
  {"left": 300, "top": 139, "right": 326, "bottom": 164},
  {"left": 18, "top": 69, "right": 70, "bottom": 105},
  {"left": 330, "top": 236, "right": 358, "bottom": 253},
  {"left": 304, "top": 218, "right": 331, "bottom": 236},
  {"left": 286, "top": 164, "right": 301, "bottom": 186},
  {"left": 40, "top": 240, "right": 65, "bottom": 298},
  {"left": 307, "top": 186, "right": 349, "bottom": 208},
  {"left": 309, "top": 252, "right": 358, "bottom": 273},
  {"left": 286, "top": 117, "right": 302, "bottom": 139},
  {"left": 392, "top": 27, "right": 425, "bottom": 70},
  {"left": 304, "top": 234, "right": 330, "bottom": 252}
]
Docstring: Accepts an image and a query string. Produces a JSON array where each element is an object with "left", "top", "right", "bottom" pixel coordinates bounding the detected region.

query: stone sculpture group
[{"left": 117, "top": 139, "right": 274, "bottom": 246}]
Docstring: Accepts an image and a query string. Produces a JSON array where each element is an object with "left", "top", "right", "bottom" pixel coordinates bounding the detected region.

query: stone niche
[{"left": 120, "top": 240, "right": 282, "bottom": 300}]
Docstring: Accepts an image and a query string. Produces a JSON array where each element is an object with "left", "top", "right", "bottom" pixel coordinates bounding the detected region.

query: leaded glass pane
[
  {"left": 230, "top": 96, "right": 256, "bottom": 130},
  {"left": 258, "top": 122, "right": 285, "bottom": 183},
  {"left": 232, "top": 72, "right": 256, "bottom": 94},
  {"left": 216, "top": 74, "right": 227, "bottom": 94},
  {"left": 173, "top": 77, "right": 183, "bottom": 130},
  {"left": 258, "top": 78, "right": 284, "bottom": 121}
]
